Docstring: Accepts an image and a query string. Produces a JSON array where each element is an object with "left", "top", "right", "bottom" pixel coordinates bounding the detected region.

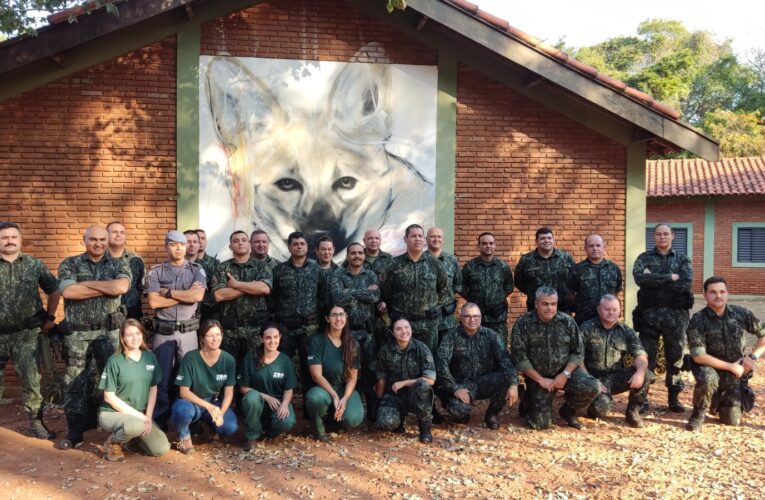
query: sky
[{"left": 473, "top": 1, "right": 764, "bottom": 61}]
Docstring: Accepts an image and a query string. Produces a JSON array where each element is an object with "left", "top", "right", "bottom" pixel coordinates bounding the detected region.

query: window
[
  {"left": 645, "top": 223, "right": 691, "bottom": 258},
  {"left": 733, "top": 223, "right": 765, "bottom": 267}
]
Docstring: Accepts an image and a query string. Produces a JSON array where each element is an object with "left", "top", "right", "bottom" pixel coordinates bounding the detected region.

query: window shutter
[{"left": 737, "top": 227, "right": 765, "bottom": 263}]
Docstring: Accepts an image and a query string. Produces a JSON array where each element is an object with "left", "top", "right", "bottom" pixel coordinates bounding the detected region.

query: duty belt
[
  {"left": 0, "top": 310, "right": 47, "bottom": 335},
  {"left": 69, "top": 307, "right": 126, "bottom": 333},
  {"left": 277, "top": 312, "right": 318, "bottom": 330},
  {"left": 390, "top": 307, "right": 441, "bottom": 323},
  {"left": 220, "top": 311, "right": 272, "bottom": 330},
  {"left": 154, "top": 316, "right": 200, "bottom": 334}
]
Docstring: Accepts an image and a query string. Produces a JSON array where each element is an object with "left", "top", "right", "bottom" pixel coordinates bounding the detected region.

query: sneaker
[
  {"left": 104, "top": 436, "right": 125, "bottom": 461},
  {"left": 177, "top": 436, "right": 195, "bottom": 454}
]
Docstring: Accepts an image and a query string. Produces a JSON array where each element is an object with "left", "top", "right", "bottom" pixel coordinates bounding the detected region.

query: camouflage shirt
[
  {"left": 375, "top": 338, "right": 436, "bottom": 393},
  {"left": 511, "top": 311, "right": 584, "bottom": 377},
  {"left": 436, "top": 325, "right": 517, "bottom": 393},
  {"left": 364, "top": 251, "right": 392, "bottom": 276},
  {"left": 0, "top": 253, "right": 58, "bottom": 330},
  {"left": 211, "top": 257, "right": 273, "bottom": 323},
  {"left": 579, "top": 318, "right": 646, "bottom": 374},
  {"left": 428, "top": 251, "right": 463, "bottom": 330},
  {"left": 461, "top": 256, "right": 514, "bottom": 322},
  {"left": 254, "top": 256, "right": 280, "bottom": 275},
  {"left": 272, "top": 259, "right": 326, "bottom": 319},
  {"left": 113, "top": 249, "right": 144, "bottom": 311},
  {"left": 514, "top": 248, "right": 575, "bottom": 311},
  {"left": 381, "top": 252, "right": 448, "bottom": 320},
  {"left": 196, "top": 253, "right": 220, "bottom": 308},
  {"left": 632, "top": 247, "right": 693, "bottom": 310},
  {"left": 318, "top": 262, "right": 339, "bottom": 312},
  {"left": 567, "top": 258, "right": 623, "bottom": 323},
  {"left": 58, "top": 253, "right": 131, "bottom": 328},
  {"left": 329, "top": 266, "right": 380, "bottom": 330},
  {"left": 687, "top": 305, "right": 765, "bottom": 362}
]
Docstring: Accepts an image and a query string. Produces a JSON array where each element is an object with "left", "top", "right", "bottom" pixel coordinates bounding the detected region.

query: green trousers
[
  {"left": 304, "top": 385, "right": 364, "bottom": 435},
  {"left": 98, "top": 411, "right": 170, "bottom": 457},
  {"left": 240, "top": 390, "right": 296, "bottom": 440}
]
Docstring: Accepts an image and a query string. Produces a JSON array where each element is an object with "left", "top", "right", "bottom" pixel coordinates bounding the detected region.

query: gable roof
[
  {"left": 0, "top": 0, "right": 720, "bottom": 160},
  {"left": 647, "top": 157, "right": 765, "bottom": 197}
]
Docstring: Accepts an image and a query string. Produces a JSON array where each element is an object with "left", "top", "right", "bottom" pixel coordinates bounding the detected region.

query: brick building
[
  {"left": 647, "top": 157, "right": 765, "bottom": 296},
  {"left": 0, "top": 0, "right": 719, "bottom": 322}
]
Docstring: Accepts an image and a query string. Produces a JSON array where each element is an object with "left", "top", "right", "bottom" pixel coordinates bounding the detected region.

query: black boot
[
  {"left": 668, "top": 390, "right": 686, "bottom": 413},
  {"left": 366, "top": 395, "right": 379, "bottom": 423},
  {"left": 431, "top": 407, "right": 446, "bottom": 425},
  {"left": 686, "top": 407, "right": 705, "bottom": 431},
  {"left": 418, "top": 420, "right": 433, "bottom": 444},
  {"left": 29, "top": 409, "right": 55, "bottom": 440},
  {"left": 55, "top": 414, "right": 84, "bottom": 450},
  {"left": 559, "top": 404, "right": 582, "bottom": 430},
  {"left": 625, "top": 404, "right": 643, "bottom": 428},
  {"left": 484, "top": 411, "right": 500, "bottom": 430}
]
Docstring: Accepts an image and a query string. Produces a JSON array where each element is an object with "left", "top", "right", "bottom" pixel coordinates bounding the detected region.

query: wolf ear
[
  {"left": 328, "top": 59, "right": 391, "bottom": 144},
  {"left": 205, "top": 57, "right": 286, "bottom": 151}
]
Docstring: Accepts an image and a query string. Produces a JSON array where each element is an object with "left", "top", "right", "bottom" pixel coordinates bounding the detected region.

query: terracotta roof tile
[
  {"left": 441, "top": 0, "right": 681, "bottom": 120},
  {"left": 647, "top": 157, "right": 765, "bottom": 197}
]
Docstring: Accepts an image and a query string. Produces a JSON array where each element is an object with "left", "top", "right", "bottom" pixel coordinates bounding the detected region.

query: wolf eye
[
  {"left": 332, "top": 176, "right": 357, "bottom": 191},
  {"left": 275, "top": 178, "right": 302, "bottom": 192}
]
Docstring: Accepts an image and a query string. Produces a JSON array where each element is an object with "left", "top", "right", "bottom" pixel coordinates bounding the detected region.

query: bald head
[
  {"left": 584, "top": 234, "right": 605, "bottom": 263},
  {"left": 426, "top": 227, "right": 444, "bottom": 254},
  {"left": 84, "top": 225, "right": 108, "bottom": 261},
  {"left": 363, "top": 229, "right": 382, "bottom": 255}
]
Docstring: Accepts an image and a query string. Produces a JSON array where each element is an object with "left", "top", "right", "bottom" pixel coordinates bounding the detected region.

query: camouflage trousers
[
  {"left": 483, "top": 321, "right": 509, "bottom": 347},
  {"left": 221, "top": 328, "right": 260, "bottom": 369},
  {"left": 523, "top": 369, "right": 599, "bottom": 430},
  {"left": 409, "top": 318, "right": 439, "bottom": 355},
  {"left": 691, "top": 364, "right": 743, "bottom": 426},
  {"left": 587, "top": 367, "right": 651, "bottom": 418},
  {"left": 63, "top": 329, "right": 119, "bottom": 422},
  {"left": 351, "top": 329, "right": 377, "bottom": 398},
  {"left": 376, "top": 379, "right": 434, "bottom": 430},
  {"left": 0, "top": 328, "right": 43, "bottom": 414},
  {"left": 436, "top": 371, "right": 512, "bottom": 420},
  {"left": 637, "top": 307, "right": 689, "bottom": 391},
  {"left": 279, "top": 324, "right": 318, "bottom": 394}
]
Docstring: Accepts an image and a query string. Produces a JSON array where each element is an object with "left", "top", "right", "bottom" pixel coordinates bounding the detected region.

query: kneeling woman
[
  {"left": 239, "top": 324, "right": 297, "bottom": 450},
  {"left": 305, "top": 305, "right": 364, "bottom": 441},
  {"left": 99, "top": 319, "right": 170, "bottom": 461},
  {"left": 171, "top": 320, "right": 238, "bottom": 454}
]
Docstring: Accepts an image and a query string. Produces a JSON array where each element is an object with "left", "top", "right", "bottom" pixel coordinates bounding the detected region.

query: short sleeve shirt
[
  {"left": 99, "top": 350, "right": 161, "bottom": 413},
  {"left": 146, "top": 260, "right": 207, "bottom": 321},
  {"left": 307, "top": 334, "right": 360, "bottom": 391},
  {"left": 238, "top": 351, "right": 297, "bottom": 399},
  {"left": 175, "top": 349, "right": 236, "bottom": 399}
]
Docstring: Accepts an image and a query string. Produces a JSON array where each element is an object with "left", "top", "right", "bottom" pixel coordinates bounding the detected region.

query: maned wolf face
[{"left": 205, "top": 56, "right": 433, "bottom": 260}]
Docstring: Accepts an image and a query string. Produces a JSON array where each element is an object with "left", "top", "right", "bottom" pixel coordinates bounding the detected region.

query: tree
[
  {"left": 0, "top": 0, "right": 119, "bottom": 37},
  {"left": 701, "top": 109, "right": 765, "bottom": 157}
]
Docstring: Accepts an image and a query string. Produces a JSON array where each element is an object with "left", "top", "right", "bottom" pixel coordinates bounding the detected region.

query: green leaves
[{"left": 386, "top": 0, "right": 407, "bottom": 14}]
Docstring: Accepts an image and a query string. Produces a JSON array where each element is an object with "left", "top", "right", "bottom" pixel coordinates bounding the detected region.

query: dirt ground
[{"left": 1, "top": 295, "right": 764, "bottom": 499}]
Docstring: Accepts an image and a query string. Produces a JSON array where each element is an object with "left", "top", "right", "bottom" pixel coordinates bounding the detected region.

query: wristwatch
[
  {"left": 562, "top": 369, "right": 572, "bottom": 379},
  {"left": 749, "top": 353, "right": 759, "bottom": 361},
  {"left": 165, "top": 289, "right": 173, "bottom": 299}
]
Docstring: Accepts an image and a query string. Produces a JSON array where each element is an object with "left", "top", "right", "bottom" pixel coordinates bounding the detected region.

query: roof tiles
[{"left": 647, "top": 157, "right": 765, "bottom": 197}]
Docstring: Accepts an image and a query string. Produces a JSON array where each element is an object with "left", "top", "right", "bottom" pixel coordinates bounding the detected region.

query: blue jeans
[{"left": 171, "top": 397, "right": 238, "bottom": 439}]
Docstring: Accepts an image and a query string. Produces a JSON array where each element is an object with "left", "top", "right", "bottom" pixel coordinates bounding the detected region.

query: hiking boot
[
  {"left": 29, "top": 414, "right": 55, "bottom": 440},
  {"left": 686, "top": 407, "right": 705, "bottom": 431},
  {"left": 484, "top": 412, "right": 500, "bottom": 430},
  {"left": 177, "top": 435, "right": 195, "bottom": 454},
  {"left": 313, "top": 432, "right": 331, "bottom": 443},
  {"left": 431, "top": 408, "right": 446, "bottom": 425},
  {"left": 242, "top": 439, "right": 256, "bottom": 452},
  {"left": 625, "top": 405, "right": 644, "bottom": 428},
  {"left": 55, "top": 414, "right": 83, "bottom": 450},
  {"left": 104, "top": 435, "right": 124, "bottom": 461},
  {"left": 559, "top": 404, "right": 582, "bottom": 430},
  {"left": 668, "top": 391, "right": 686, "bottom": 413},
  {"left": 638, "top": 401, "right": 650, "bottom": 415},
  {"left": 394, "top": 421, "right": 406, "bottom": 434},
  {"left": 418, "top": 420, "right": 432, "bottom": 444}
]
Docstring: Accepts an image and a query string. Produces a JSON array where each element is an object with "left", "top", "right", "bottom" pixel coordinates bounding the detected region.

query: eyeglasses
[
  {"left": 329, "top": 312, "right": 347, "bottom": 318},
  {"left": 461, "top": 314, "right": 481, "bottom": 320}
]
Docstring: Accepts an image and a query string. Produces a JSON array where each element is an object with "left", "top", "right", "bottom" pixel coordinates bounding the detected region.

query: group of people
[{"left": 0, "top": 220, "right": 763, "bottom": 461}]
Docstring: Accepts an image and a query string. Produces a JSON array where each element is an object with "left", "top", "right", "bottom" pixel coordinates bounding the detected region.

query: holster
[
  {"left": 441, "top": 301, "right": 457, "bottom": 317},
  {"left": 484, "top": 302, "right": 507, "bottom": 318},
  {"left": 154, "top": 315, "right": 201, "bottom": 335},
  {"left": 0, "top": 309, "right": 48, "bottom": 335}
]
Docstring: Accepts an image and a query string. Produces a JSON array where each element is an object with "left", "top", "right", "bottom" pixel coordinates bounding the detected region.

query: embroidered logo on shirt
[
  {"left": 216, "top": 374, "right": 228, "bottom": 381},
  {"left": 146, "top": 365, "right": 155, "bottom": 371},
  {"left": 273, "top": 372, "right": 285, "bottom": 380}
]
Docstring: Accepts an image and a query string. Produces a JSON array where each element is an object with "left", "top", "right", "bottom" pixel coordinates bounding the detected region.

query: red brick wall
[
  {"left": 714, "top": 198, "right": 765, "bottom": 295},
  {"left": 454, "top": 66, "right": 627, "bottom": 319},
  {"left": 200, "top": 0, "right": 437, "bottom": 64},
  {"left": 646, "top": 199, "right": 705, "bottom": 292},
  {"left": 0, "top": 38, "right": 178, "bottom": 289}
]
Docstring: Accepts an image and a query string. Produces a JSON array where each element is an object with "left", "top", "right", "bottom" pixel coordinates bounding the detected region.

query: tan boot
[{"left": 104, "top": 435, "right": 125, "bottom": 461}]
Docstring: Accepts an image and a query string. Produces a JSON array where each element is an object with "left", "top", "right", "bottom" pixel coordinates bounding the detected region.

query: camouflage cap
[{"left": 165, "top": 230, "right": 187, "bottom": 244}]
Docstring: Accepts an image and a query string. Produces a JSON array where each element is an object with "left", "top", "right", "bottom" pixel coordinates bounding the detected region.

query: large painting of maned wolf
[{"left": 199, "top": 49, "right": 437, "bottom": 261}]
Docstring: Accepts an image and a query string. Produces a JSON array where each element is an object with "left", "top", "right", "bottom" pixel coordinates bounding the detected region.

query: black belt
[
  {"left": 0, "top": 310, "right": 47, "bottom": 335},
  {"left": 154, "top": 316, "right": 200, "bottom": 334}
]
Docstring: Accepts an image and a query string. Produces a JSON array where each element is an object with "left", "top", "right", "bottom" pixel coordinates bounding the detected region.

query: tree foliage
[
  {"left": 0, "top": 0, "right": 119, "bottom": 37},
  {"left": 572, "top": 19, "right": 765, "bottom": 157}
]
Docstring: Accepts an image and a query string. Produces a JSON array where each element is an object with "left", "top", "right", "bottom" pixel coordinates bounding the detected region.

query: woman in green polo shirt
[
  {"left": 99, "top": 319, "right": 170, "bottom": 461},
  {"left": 171, "top": 320, "right": 238, "bottom": 454},
  {"left": 305, "top": 304, "right": 364, "bottom": 441},
  {"left": 239, "top": 324, "right": 297, "bottom": 451}
]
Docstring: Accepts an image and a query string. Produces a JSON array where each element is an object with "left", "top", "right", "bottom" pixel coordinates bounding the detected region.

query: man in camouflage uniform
[
  {"left": 212, "top": 230, "right": 272, "bottom": 365},
  {"left": 147, "top": 230, "right": 206, "bottom": 425},
  {"left": 375, "top": 318, "right": 436, "bottom": 443},
  {"left": 426, "top": 227, "right": 462, "bottom": 344},
  {"left": 250, "top": 229, "right": 280, "bottom": 274},
  {"left": 315, "top": 235, "right": 338, "bottom": 325},
  {"left": 272, "top": 231, "right": 326, "bottom": 388},
  {"left": 514, "top": 227, "right": 575, "bottom": 313},
  {"left": 686, "top": 276, "right": 765, "bottom": 431},
  {"left": 185, "top": 229, "right": 219, "bottom": 322},
  {"left": 461, "top": 232, "right": 514, "bottom": 344},
  {"left": 632, "top": 223, "right": 694, "bottom": 413},
  {"left": 580, "top": 295, "right": 649, "bottom": 428},
  {"left": 56, "top": 225, "right": 131, "bottom": 449},
  {"left": 379, "top": 224, "right": 448, "bottom": 354},
  {"left": 511, "top": 287, "right": 599, "bottom": 430},
  {"left": 0, "top": 222, "right": 60, "bottom": 439},
  {"left": 106, "top": 221, "right": 145, "bottom": 319},
  {"left": 567, "top": 234, "right": 622, "bottom": 325},
  {"left": 436, "top": 303, "right": 518, "bottom": 430},
  {"left": 363, "top": 228, "right": 392, "bottom": 275},
  {"left": 330, "top": 241, "right": 381, "bottom": 420}
]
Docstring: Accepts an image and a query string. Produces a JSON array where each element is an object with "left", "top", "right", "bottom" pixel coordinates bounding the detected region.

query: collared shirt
[
  {"left": 363, "top": 251, "right": 392, "bottom": 276},
  {"left": 688, "top": 305, "right": 765, "bottom": 361},
  {"left": 514, "top": 248, "right": 575, "bottom": 311},
  {"left": 376, "top": 338, "right": 436, "bottom": 393},
  {"left": 436, "top": 325, "right": 517, "bottom": 393},
  {"left": 381, "top": 252, "right": 447, "bottom": 318},
  {"left": 580, "top": 318, "right": 646, "bottom": 374},
  {"left": 112, "top": 249, "right": 145, "bottom": 310},
  {"left": 0, "top": 253, "right": 58, "bottom": 328},
  {"left": 511, "top": 311, "right": 583, "bottom": 377},
  {"left": 145, "top": 260, "right": 206, "bottom": 321},
  {"left": 329, "top": 266, "right": 380, "bottom": 331},
  {"left": 632, "top": 247, "right": 693, "bottom": 310},
  {"left": 567, "top": 258, "right": 622, "bottom": 323},
  {"left": 429, "top": 251, "right": 463, "bottom": 330},
  {"left": 211, "top": 257, "right": 272, "bottom": 323},
  {"left": 58, "top": 253, "right": 131, "bottom": 328},
  {"left": 272, "top": 259, "right": 325, "bottom": 318},
  {"left": 461, "top": 256, "right": 514, "bottom": 322}
]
